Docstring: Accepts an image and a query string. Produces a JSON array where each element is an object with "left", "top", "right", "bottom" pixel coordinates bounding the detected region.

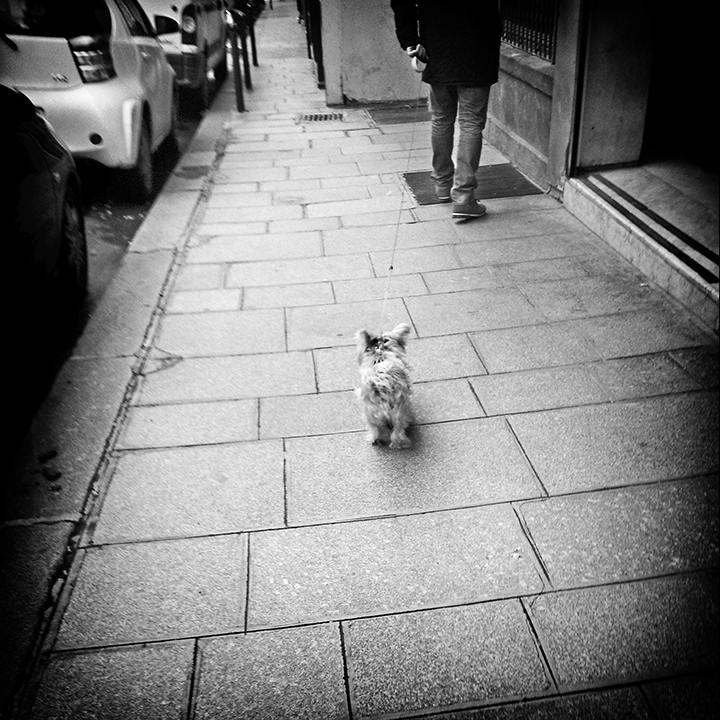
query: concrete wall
[
  {"left": 320, "top": 0, "right": 427, "bottom": 105},
  {"left": 486, "top": 46, "right": 555, "bottom": 191}
]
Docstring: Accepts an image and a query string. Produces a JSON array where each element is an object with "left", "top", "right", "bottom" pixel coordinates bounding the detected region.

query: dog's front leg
[{"left": 389, "top": 417, "right": 411, "bottom": 449}]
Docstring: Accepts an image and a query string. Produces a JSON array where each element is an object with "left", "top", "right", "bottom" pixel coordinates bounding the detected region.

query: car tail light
[
  {"left": 68, "top": 35, "right": 116, "bottom": 83},
  {"left": 181, "top": 6, "right": 197, "bottom": 43}
]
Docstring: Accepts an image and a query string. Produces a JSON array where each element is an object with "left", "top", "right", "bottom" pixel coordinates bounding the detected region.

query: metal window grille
[{"left": 501, "top": 0, "right": 559, "bottom": 63}]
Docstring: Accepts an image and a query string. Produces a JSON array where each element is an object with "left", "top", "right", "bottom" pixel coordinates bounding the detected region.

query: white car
[
  {"left": 0, "top": 0, "right": 180, "bottom": 201},
  {"left": 137, "top": 0, "right": 228, "bottom": 110}
]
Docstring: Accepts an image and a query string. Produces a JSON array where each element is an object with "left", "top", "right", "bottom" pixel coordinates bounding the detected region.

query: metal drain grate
[{"left": 298, "top": 111, "right": 345, "bottom": 123}]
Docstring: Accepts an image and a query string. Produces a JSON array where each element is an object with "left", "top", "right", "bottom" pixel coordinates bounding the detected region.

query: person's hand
[{"left": 406, "top": 44, "right": 428, "bottom": 62}]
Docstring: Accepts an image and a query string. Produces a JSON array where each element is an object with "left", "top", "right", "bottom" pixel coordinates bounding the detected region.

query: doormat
[
  {"left": 404, "top": 164, "right": 543, "bottom": 204},
  {"left": 366, "top": 102, "right": 431, "bottom": 125}
]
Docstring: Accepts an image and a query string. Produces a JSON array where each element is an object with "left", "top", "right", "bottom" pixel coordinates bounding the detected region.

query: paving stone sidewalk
[{"left": 21, "top": 3, "right": 719, "bottom": 718}]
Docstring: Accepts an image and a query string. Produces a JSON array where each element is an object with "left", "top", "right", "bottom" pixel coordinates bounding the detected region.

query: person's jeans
[{"left": 429, "top": 85, "right": 491, "bottom": 205}]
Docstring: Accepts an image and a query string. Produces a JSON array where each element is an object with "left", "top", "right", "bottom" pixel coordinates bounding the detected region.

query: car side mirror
[{"left": 155, "top": 15, "right": 179, "bottom": 35}]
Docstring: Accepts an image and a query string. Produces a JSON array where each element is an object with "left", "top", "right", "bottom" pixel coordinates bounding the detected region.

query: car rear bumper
[{"left": 18, "top": 81, "right": 142, "bottom": 170}]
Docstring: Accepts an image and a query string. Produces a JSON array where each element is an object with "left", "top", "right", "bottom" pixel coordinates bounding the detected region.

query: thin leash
[{"left": 378, "top": 66, "right": 427, "bottom": 331}]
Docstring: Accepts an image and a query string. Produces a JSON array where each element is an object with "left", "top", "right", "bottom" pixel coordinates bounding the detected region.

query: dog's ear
[
  {"left": 356, "top": 329, "right": 373, "bottom": 350},
  {"left": 388, "top": 323, "right": 411, "bottom": 344}
]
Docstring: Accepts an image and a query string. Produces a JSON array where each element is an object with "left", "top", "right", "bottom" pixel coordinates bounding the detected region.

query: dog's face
[{"left": 356, "top": 323, "right": 411, "bottom": 366}]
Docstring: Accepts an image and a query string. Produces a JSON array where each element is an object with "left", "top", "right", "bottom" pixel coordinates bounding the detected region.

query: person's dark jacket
[{"left": 390, "top": 0, "right": 501, "bottom": 86}]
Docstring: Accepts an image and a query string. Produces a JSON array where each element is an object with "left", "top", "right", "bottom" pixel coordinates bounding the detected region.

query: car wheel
[
  {"left": 58, "top": 180, "right": 88, "bottom": 310},
  {"left": 124, "top": 117, "right": 153, "bottom": 202}
]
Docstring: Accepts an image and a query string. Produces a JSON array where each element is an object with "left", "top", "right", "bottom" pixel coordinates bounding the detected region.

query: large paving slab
[
  {"left": 244, "top": 281, "right": 335, "bottom": 308},
  {"left": 225, "top": 253, "right": 374, "bottom": 287},
  {"left": 135, "top": 350, "right": 316, "bottom": 404},
  {"left": 345, "top": 601, "right": 551, "bottom": 718},
  {"left": 285, "top": 420, "right": 541, "bottom": 524},
  {"left": 165, "top": 287, "right": 242, "bottom": 314},
  {"left": 194, "top": 625, "right": 347, "bottom": 720},
  {"left": 405, "top": 288, "right": 544, "bottom": 336},
  {"left": 185, "top": 231, "right": 323, "bottom": 263},
  {"left": 528, "top": 575, "right": 719, "bottom": 688},
  {"left": 116, "top": 398, "right": 258, "bottom": 449},
  {"left": 519, "top": 276, "right": 679, "bottom": 322},
  {"left": 368, "top": 245, "right": 462, "bottom": 276},
  {"left": 201, "top": 203, "right": 303, "bottom": 224},
  {"left": 323, "top": 219, "right": 459, "bottom": 255},
  {"left": 272, "top": 184, "right": 371, "bottom": 205},
  {"left": 586, "top": 353, "right": 704, "bottom": 400},
  {"left": 566, "top": 308, "right": 715, "bottom": 359},
  {"left": 56, "top": 534, "right": 246, "bottom": 649},
  {"left": 509, "top": 392, "right": 719, "bottom": 494},
  {"left": 454, "top": 233, "right": 594, "bottom": 267},
  {"left": 488, "top": 255, "right": 592, "bottom": 285},
  {"left": 30, "top": 641, "right": 194, "bottom": 720},
  {"left": 333, "top": 273, "right": 428, "bottom": 303},
  {"left": 470, "top": 322, "right": 601, "bottom": 373},
  {"left": 172, "top": 262, "right": 226, "bottom": 291},
  {"left": 260, "top": 391, "right": 360, "bottom": 439},
  {"left": 519, "top": 477, "right": 719, "bottom": 588},
  {"left": 153, "top": 308, "right": 286, "bottom": 356},
  {"left": 247, "top": 505, "right": 544, "bottom": 629},
  {"left": 411, "top": 378, "right": 485, "bottom": 423},
  {"left": 469, "top": 365, "right": 608, "bottom": 415},
  {"left": 422, "top": 266, "right": 498, "bottom": 294},
  {"left": 92, "top": 442, "right": 284, "bottom": 543}
]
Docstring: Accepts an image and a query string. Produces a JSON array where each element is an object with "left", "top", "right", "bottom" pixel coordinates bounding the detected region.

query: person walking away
[{"left": 390, "top": 0, "right": 501, "bottom": 219}]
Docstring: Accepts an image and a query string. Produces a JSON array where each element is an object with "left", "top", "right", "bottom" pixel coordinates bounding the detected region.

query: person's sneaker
[
  {"left": 452, "top": 200, "right": 487, "bottom": 219},
  {"left": 435, "top": 184, "right": 452, "bottom": 203}
]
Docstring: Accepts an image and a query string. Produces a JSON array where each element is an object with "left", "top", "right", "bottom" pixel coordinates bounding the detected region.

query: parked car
[
  {"left": 0, "top": 0, "right": 180, "bottom": 201},
  {"left": 2, "top": 84, "right": 88, "bottom": 330},
  {"left": 137, "top": 0, "right": 228, "bottom": 110}
]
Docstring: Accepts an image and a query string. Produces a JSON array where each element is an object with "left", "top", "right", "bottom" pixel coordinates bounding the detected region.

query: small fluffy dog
[{"left": 355, "top": 323, "right": 413, "bottom": 449}]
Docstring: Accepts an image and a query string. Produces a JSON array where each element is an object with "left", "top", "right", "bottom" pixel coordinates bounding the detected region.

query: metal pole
[
  {"left": 229, "top": 16, "right": 245, "bottom": 111},
  {"left": 238, "top": 16, "right": 253, "bottom": 89},
  {"left": 249, "top": 20, "right": 258, "bottom": 67}
]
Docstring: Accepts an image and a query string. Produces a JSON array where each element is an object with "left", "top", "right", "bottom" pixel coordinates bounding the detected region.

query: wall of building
[
  {"left": 320, "top": 0, "right": 427, "bottom": 105},
  {"left": 486, "top": 46, "right": 555, "bottom": 190}
]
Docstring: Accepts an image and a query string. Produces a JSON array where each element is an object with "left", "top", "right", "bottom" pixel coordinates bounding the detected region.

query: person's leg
[
  {"left": 428, "top": 84, "right": 457, "bottom": 198},
  {"left": 452, "top": 85, "right": 491, "bottom": 207}
]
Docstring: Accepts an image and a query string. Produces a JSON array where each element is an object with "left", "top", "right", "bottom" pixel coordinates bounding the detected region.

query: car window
[
  {"left": 114, "top": 0, "right": 155, "bottom": 37},
  {"left": 1, "top": 0, "right": 112, "bottom": 37}
]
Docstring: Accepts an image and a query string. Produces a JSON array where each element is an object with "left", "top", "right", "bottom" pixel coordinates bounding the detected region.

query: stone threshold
[{"left": 563, "top": 176, "right": 719, "bottom": 335}]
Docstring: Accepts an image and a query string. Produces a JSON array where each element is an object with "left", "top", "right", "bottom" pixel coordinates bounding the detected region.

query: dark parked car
[
  {"left": 3, "top": 84, "right": 88, "bottom": 325},
  {"left": 2, "top": 84, "right": 89, "bottom": 456}
]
